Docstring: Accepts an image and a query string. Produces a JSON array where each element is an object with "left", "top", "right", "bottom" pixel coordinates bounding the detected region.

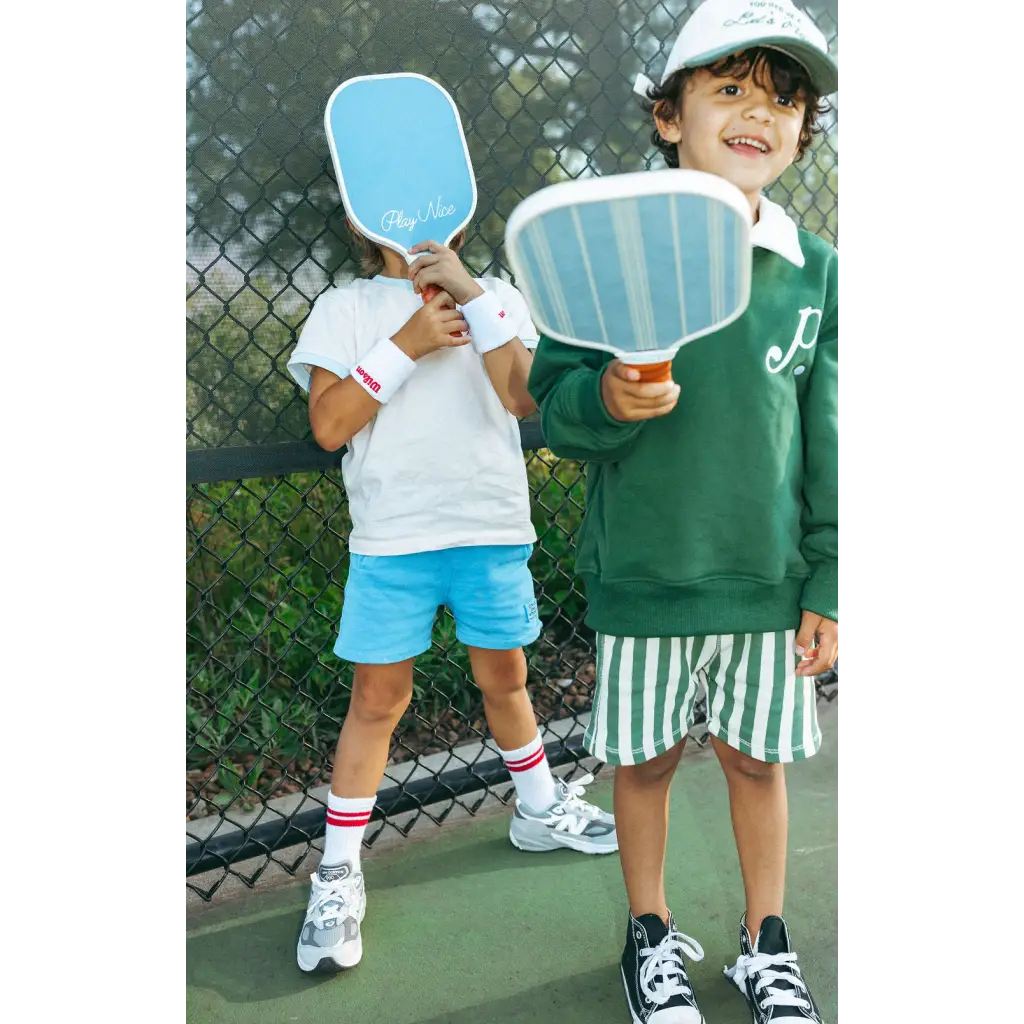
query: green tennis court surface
[{"left": 187, "top": 703, "right": 837, "bottom": 1023}]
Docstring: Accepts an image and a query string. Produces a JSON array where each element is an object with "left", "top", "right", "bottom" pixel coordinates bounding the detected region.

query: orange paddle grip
[
  {"left": 627, "top": 360, "right": 673, "bottom": 383},
  {"left": 420, "top": 283, "right": 462, "bottom": 337}
]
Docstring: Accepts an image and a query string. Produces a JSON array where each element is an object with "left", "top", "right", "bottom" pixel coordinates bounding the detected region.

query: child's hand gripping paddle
[
  {"left": 325, "top": 73, "right": 477, "bottom": 333},
  {"left": 504, "top": 170, "right": 752, "bottom": 381}
]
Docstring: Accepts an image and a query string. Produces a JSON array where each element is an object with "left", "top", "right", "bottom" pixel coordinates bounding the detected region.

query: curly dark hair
[{"left": 641, "top": 47, "right": 831, "bottom": 166}]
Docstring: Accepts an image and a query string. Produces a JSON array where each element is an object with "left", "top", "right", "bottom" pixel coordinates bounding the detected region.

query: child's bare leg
[
  {"left": 469, "top": 644, "right": 560, "bottom": 812},
  {"left": 298, "top": 660, "right": 412, "bottom": 972},
  {"left": 470, "top": 645, "right": 616, "bottom": 853},
  {"left": 614, "top": 740, "right": 685, "bottom": 922},
  {"left": 711, "top": 735, "right": 787, "bottom": 939},
  {"left": 466, "top": 646, "right": 536, "bottom": 751},
  {"left": 330, "top": 659, "right": 414, "bottom": 796}
]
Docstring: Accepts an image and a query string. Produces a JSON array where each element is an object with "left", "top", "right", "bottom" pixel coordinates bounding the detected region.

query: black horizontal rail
[
  {"left": 186, "top": 731, "right": 588, "bottom": 876},
  {"left": 186, "top": 421, "right": 547, "bottom": 485}
]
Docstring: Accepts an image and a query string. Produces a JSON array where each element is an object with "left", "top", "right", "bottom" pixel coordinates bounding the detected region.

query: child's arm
[
  {"left": 478, "top": 338, "right": 536, "bottom": 418},
  {"left": 409, "top": 241, "right": 537, "bottom": 417},
  {"left": 795, "top": 252, "right": 839, "bottom": 674},
  {"left": 308, "top": 366, "right": 386, "bottom": 450},
  {"left": 292, "top": 289, "right": 469, "bottom": 451},
  {"left": 527, "top": 337, "right": 679, "bottom": 462}
]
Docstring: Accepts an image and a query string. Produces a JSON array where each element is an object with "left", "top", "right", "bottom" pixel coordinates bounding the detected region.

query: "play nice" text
[{"left": 381, "top": 195, "right": 456, "bottom": 233}]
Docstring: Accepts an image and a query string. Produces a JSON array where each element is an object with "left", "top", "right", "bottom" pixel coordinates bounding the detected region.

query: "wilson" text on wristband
[{"left": 354, "top": 365, "right": 381, "bottom": 393}]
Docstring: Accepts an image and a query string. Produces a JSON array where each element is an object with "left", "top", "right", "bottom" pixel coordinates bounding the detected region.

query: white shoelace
[
  {"left": 639, "top": 929, "right": 705, "bottom": 1004},
  {"left": 729, "top": 951, "right": 811, "bottom": 1011},
  {"left": 559, "top": 772, "right": 599, "bottom": 809},
  {"left": 308, "top": 875, "right": 358, "bottom": 929},
  {"left": 547, "top": 772, "right": 604, "bottom": 833}
]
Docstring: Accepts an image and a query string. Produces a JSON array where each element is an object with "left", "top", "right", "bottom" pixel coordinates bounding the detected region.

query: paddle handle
[
  {"left": 420, "top": 283, "right": 463, "bottom": 337},
  {"left": 626, "top": 360, "right": 673, "bottom": 383}
]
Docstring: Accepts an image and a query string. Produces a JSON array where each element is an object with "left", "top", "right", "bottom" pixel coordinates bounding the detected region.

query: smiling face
[{"left": 653, "top": 51, "right": 814, "bottom": 217}]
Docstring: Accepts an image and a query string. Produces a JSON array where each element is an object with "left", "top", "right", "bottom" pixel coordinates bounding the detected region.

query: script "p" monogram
[{"left": 766, "top": 306, "right": 822, "bottom": 374}]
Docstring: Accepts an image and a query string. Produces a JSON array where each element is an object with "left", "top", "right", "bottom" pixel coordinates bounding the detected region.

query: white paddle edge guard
[
  {"left": 323, "top": 72, "right": 479, "bottom": 263},
  {"left": 504, "top": 169, "right": 752, "bottom": 365}
]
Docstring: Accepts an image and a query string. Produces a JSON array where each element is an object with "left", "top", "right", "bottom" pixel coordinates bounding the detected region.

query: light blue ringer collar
[{"left": 371, "top": 275, "right": 416, "bottom": 291}]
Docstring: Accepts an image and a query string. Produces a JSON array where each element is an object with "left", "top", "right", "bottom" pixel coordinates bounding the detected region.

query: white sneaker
[
  {"left": 509, "top": 772, "right": 618, "bottom": 854},
  {"left": 295, "top": 861, "right": 366, "bottom": 972}
]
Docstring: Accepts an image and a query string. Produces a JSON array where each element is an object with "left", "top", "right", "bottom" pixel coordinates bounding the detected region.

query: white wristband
[
  {"left": 352, "top": 338, "right": 416, "bottom": 404},
  {"left": 461, "top": 290, "right": 518, "bottom": 355}
]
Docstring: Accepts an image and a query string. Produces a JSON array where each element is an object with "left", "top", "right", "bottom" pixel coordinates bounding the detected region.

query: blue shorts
[{"left": 335, "top": 544, "right": 541, "bottom": 664}]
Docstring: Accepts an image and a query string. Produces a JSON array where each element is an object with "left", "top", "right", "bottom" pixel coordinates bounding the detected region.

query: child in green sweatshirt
[{"left": 526, "top": 2, "right": 837, "bottom": 1021}]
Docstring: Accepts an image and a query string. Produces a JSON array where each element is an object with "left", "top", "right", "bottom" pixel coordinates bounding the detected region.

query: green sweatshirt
[{"left": 527, "top": 216, "right": 838, "bottom": 639}]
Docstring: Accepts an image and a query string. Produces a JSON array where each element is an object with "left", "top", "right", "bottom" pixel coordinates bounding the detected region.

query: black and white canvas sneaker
[
  {"left": 723, "top": 914, "right": 823, "bottom": 1022},
  {"left": 621, "top": 912, "right": 706, "bottom": 1023}
]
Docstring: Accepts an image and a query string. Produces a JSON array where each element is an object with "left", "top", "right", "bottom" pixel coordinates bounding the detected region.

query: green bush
[{"left": 187, "top": 451, "right": 589, "bottom": 777}]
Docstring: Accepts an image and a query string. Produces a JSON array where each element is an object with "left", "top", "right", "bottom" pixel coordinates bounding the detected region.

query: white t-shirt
[{"left": 287, "top": 275, "right": 540, "bottom": 556}]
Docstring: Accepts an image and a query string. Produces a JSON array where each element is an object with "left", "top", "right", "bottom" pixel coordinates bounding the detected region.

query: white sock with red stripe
[
  {"left": 320, "top": 793, "right": 375, "bottom": 878},
  {"left": 498, "top": 733, "right": 557, "bottom": 812}
]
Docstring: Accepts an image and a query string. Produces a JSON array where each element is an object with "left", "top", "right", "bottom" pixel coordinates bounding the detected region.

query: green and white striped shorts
[{"left": 584, "top": 630, "right": 821, "bottom": 766}]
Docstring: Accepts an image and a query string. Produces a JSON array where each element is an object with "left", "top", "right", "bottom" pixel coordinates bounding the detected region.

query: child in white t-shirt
[{"left": 287, "top": 225, "right": 617, "bottom": 974}]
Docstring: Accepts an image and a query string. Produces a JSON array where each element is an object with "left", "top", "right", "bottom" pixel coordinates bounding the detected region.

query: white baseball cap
[{"left": 634, "top": 0, "right": 838, "bottom": 99}]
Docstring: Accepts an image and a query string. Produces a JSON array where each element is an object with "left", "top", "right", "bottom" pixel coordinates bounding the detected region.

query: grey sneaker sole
[
  {"left": 296, "top": 903, "right": 365, "bottom": 973},
  {"left": 296, "top": 937, "right": 362, "bottom": 973},
  {"left": 509, "top": 815, "right": 618, "bottom": 854}
]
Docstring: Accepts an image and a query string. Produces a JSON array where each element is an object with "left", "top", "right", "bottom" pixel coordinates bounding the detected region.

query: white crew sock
[
  {"left": 498, "top": 733, "right": 558, "bottom": 812},
  {"left": 320, "top": 793, "right": 376, "bottom": 878}
]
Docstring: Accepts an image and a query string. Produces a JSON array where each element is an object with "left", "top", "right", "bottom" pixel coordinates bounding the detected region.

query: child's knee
[
  {"left": 619, "top": 743, "right": 684, "bottom": 783},
  {"left": 349, "top": 664, "right": 413, "bottom": 725},
  {"left": 470, "top": 647, "right": 527, "bottom": 698},
  {"left": 714, "top": 740, "right": 782, "bottom": 782}
]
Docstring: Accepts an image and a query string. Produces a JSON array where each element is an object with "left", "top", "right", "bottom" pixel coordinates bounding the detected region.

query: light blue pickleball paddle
[
  {"left": 325, "top": 73, "right": 477, "bottom": 264},
  {"left": 505, "top": 169, "right": 752, "bottom": 381}
]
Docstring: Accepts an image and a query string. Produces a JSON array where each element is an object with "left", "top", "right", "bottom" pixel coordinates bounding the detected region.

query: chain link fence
[{"left": 186, "top": 0, "right": 839, "bottom": 901}]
